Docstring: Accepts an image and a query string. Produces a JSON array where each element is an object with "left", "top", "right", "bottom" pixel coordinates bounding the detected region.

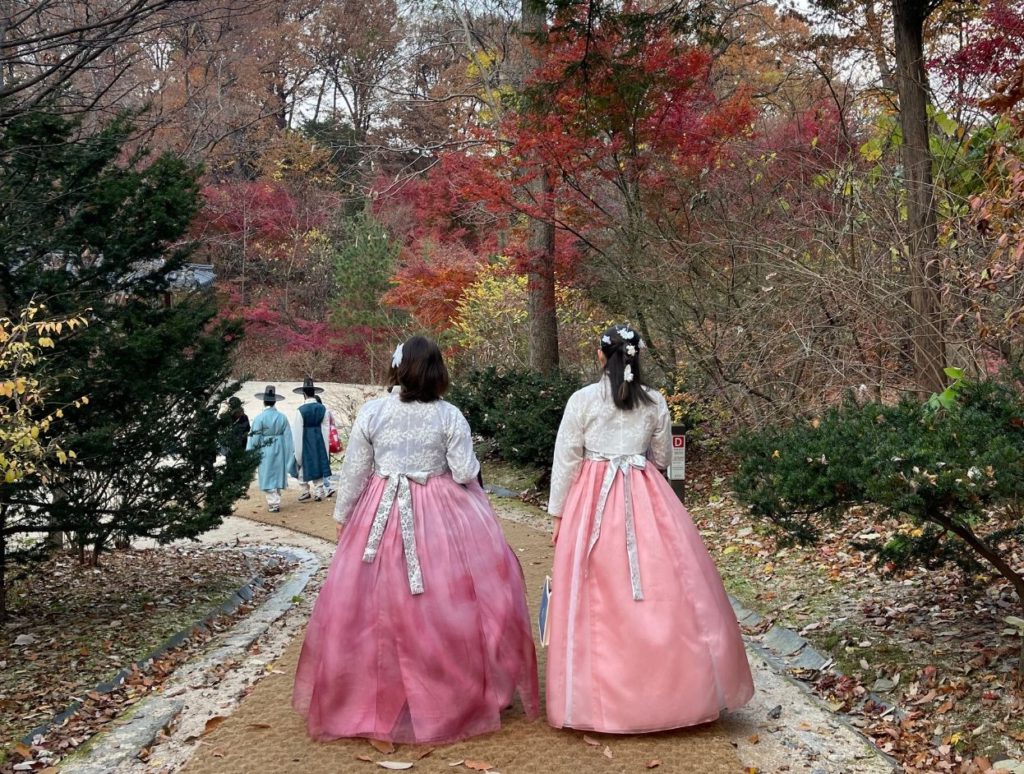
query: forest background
[
  {"left": 2, "top": 0, "right": 1018, "bottom": 424},
  {"left": 3, "top": 2, "right": 1024, "bottom": 769}
]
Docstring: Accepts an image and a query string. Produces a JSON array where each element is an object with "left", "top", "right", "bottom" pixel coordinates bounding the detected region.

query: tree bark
[
  {"left": 521, "top": 0, "right": 559, "bottom": 374},
  {"left": 892, "top": 0, "right": 946, "bottom": 394},
  {"left": 0, "top": 506, "right": 7, "bottom": 624},
  {"left": 932, "top": 513, "right": 1024, "bottom": 612}
]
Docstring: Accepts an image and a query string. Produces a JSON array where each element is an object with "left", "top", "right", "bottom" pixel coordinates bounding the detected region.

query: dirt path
[{"left": 180, "top": 490, "right": 743, "bottom": 773}]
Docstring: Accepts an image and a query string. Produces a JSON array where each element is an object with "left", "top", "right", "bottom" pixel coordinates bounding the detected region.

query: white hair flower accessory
[
  {"left": 601, "top": 335, "right": 612, "bottom": 345},
  {"left": 391, "top": 343, "right": 404, "bottom": 369},
  {"left": 619, "top": 328, "right": 635, "bottom": 341},
  {"left": 623, "top": 364, "right": 634, "bottom": 382},
  {"left": 626, "top": 344, "right": 636, "bottom": 357}
]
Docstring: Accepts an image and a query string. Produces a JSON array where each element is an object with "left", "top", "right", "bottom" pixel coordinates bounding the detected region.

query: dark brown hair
[
  {"left": 600, "top": 324, "right": 654, "bottom": 411},
  {"left": 394, "top": 336, "right": 449, "bottom": 402}
]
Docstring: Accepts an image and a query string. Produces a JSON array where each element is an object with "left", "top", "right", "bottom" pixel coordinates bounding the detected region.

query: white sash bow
[{"left": 585, "top": 452, "right": 647, "bottom": 601}]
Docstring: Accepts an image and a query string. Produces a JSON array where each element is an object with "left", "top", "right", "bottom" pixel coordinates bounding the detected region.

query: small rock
[
  {"left": 871, "top": 678, "right": 896, "bottom": 692},
  {"left": 768, "top": 704, "right": 783, "bottom": 720},
  {"left": 13, "top": 634, "right": 36, "bottom": 647}
]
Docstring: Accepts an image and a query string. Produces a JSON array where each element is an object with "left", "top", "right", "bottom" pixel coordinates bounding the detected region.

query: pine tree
[{"left": 0, "top": 106, "right": 258, "bottom": 564}]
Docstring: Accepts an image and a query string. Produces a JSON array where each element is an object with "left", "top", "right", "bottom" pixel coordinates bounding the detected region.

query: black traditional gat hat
[
  {"left": 293, "top": 376, "right": 325, "bottom": 395},
  {"left": 254, "top": 385, "right": 284, "bottom": 402}
]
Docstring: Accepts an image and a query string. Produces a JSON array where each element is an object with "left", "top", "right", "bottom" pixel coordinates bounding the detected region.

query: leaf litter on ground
[
  {"left": 687, "top": 450, "right": 1024, "bottom": 773},
  {"left": 0, "top": 545, "right": 291, "bottom": 769}
]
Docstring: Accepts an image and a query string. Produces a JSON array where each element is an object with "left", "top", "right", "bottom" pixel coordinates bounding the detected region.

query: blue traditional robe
[
  {"left": 247, "top": 406, "right": 294, "bottom": 491},
  {"left": 292, "top": 400, "right": 331, "bottom": 482}
]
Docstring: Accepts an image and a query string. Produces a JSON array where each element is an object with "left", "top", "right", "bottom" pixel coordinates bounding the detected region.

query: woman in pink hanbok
[
  {"left": 293, "top": 337, "right": 539, "bottom": 744},
  {"left": 546, "top": 324, "right": 753, "bottom": 733}
]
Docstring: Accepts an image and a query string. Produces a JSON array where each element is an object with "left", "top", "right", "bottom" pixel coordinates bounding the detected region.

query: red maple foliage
[
  {"left": 382, "top": 8, "right": 758, "bottom": 332},
  {"left": 934, "top": 0, "right": 1024, "bottom": 113}
]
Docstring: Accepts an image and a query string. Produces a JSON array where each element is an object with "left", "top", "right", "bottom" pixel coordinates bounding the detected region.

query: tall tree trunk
[
  {"left": 0, "top": 507, "right": 7, "bottom": 624},
  {"left": 892, "top": 0, "right": 945, "bottom": 394},
  {"left": 521, "top": 0, "right": 559, "bottom": 374}
]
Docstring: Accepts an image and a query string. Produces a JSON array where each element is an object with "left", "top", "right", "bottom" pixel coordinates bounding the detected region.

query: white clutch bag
[{"left": 538, "top": 575, "right": 552, "bottom": 647}]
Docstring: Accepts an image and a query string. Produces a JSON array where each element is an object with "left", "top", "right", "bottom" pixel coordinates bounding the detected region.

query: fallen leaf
[
  {"left": 203, "top": 716, "right": 226, "bottom": 735},
  {"left": 603, "top": 746, "right": 613, "bottom": 759},
  {"left": 12, "top": 743, "right": 32, "bottom": 758},
  {"left": 747, "top": 733, "right": 760, "bottom": 744},
  {"left": 377, "top": 763, "right": 414, "bottom": 771},
  {"left": 447, "top": 762, "right": 464, "bottom": 768},
  {"left": 370, "top": 739, "right": 396, "bottom": 754},
  {"left": 646, "top": 761, "right": 661, "bottom": 769},
  {"left": 464, "top": 761, "right": 494, "bottom": 771},
  {"left": 356, "top": 755, "right": 374, "bottom": 762},
  {"left": 582, "top": 735, "right": 600, "bottom": 746}
]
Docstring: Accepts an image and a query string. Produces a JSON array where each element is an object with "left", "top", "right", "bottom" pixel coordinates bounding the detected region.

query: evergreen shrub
[
  {"left": 449, "top": 367, "right": 581, "bottom": 470},
  {"left": 731, "top": 377, "right": 1024, "bottom": 606}
]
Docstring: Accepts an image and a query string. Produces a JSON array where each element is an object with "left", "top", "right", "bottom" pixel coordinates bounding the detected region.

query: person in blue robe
[
  {"left": 246, "top": 385, "right": 294, "bottom": 513},
  {"left": 291, "top": 377, "right": 331, "bottom": 502}
]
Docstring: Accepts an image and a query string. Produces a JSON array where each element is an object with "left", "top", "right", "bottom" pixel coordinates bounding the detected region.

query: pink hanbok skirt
[
  {"left": 293, "top": 474, "right": 539, "bottom": 744},
  {"left": 547, "top": 460, "right": 753, "bottom": 733}
]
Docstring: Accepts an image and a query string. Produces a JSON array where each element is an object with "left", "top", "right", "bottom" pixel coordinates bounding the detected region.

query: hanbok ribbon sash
[
  {"left": 363, "top": 469, "right": 437, "bottom": 595},
  {"left": 584, "top": 451, "right": 647, "bottom": 601}
]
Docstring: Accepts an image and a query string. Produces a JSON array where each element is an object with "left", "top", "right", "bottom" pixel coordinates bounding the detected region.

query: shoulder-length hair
[{"left": 393, "top": 336, "right": 449, "bottom": 402}]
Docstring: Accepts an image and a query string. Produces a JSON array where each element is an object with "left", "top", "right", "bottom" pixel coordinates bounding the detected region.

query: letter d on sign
[{"left": 668, "top": 425, "right": 686, "bottom": 502}]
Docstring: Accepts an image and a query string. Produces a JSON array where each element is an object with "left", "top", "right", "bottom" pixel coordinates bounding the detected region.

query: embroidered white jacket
[{"left": 548, "top": 377, "right": 671, "bottom": 516}]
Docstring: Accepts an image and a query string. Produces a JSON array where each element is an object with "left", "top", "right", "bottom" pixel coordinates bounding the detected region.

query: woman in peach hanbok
[{"left": 546, "top": 324, "right": 753, "bottom": 733}]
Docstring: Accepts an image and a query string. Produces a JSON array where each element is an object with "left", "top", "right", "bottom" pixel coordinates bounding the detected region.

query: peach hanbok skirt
[{"left": 546, "top": 459, "right": 753, "bottom": 733}]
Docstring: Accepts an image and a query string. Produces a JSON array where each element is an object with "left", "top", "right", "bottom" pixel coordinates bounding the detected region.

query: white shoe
[
  {"left": 298, "top": 492, "right": 312, "bottom": 503},
  {"left": 268, "top": 505, "right": 280, "bottom": 513}
]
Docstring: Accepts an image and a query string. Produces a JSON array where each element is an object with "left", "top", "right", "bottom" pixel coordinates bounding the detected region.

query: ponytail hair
[{"left": 600, "top": 324, "right": 654, "bottom": 411}]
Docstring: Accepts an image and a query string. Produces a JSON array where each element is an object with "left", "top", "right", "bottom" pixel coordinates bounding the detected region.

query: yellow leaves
[{"left": 1, "top": 306, "right": 87, "bottom": 483}]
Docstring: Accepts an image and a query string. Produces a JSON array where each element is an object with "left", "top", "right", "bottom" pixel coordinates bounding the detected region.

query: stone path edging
[
  {"left": 22, "top": 547, "right": 287, "bottom": 746},
  {"left": 730, "top": 598, "right": 899, "bottom": 770},
  {"left": 55, "top": 546, "right": 320, "bottom": 774}
]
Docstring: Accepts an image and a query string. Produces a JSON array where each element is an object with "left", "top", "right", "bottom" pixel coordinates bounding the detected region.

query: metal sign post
[{"left": 667, "top": 425, "right": 686, "bottom": 502}]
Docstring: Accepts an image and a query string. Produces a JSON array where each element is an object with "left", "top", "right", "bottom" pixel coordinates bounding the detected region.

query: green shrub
[
  {"left": 449, "top": 367, "right": 582, "bottom": 471},
  {"left": 731, "top": 379, "right": 1024, "bottom": 608}
]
